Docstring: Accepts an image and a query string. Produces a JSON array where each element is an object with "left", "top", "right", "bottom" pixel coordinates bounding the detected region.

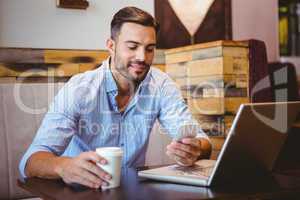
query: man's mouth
[{"left": 129, "top": 63, "right": 147, "bottom": 72}]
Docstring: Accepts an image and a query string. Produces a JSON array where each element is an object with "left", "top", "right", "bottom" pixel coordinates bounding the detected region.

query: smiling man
[{"left": 19, "top": 7, "right": 211, "bottom": 189}]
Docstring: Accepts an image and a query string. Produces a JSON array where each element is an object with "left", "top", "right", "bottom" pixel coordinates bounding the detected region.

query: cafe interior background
[{"left": 1, "top": 0, "right": 300, "bottom": 199}]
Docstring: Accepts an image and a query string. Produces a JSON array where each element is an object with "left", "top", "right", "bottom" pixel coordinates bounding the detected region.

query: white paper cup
[{"left": 96, "top": 147, "right": 123, "bottom": 189}]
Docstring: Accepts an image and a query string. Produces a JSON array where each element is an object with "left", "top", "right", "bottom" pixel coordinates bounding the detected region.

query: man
[{"left": 19, "top": 7, "right": 211, "bottom": 189}]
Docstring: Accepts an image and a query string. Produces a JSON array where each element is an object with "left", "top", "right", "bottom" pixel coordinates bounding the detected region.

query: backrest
[
  {"left": 248, "top": 40, "right": 300, "bottom": 103},
  {"left": 0, "top": 83, "right": 63, "bottom": 199},
  {"left": 248, "top": 39, "right": 273, "bottom": 103},
  {"left": 268, "top": 62, "right": 299, "bottom": 102}
]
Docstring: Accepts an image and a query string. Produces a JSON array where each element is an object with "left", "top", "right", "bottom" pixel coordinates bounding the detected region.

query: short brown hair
[{"left": 110, "top": 7, "right": 159, "bottom": 40}]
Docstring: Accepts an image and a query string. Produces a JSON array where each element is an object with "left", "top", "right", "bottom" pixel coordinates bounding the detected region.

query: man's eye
[
  {"left": 128, "top": 46, "right": 137, "bottom": 50},
  {"left": 146, "top": 48, "right": 154, "bottom": 53}
]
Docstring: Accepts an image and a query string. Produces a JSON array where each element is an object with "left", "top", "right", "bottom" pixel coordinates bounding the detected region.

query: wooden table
[{"left": 18, "top": 168, "right": 300, "bottom": 200}]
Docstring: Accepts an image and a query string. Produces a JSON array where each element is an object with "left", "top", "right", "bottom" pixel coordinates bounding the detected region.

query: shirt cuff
[{"left": 19, "top": 146, "right": 51, "bottom": 179}]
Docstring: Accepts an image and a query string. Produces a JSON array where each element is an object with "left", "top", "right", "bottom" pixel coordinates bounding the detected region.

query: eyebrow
[{"left": 125, "top": 41, "right": 156, "bottom": 47}]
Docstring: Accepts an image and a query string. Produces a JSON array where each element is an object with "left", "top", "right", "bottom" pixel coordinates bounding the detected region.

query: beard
[{"left": 113, "top": 51, "right": 151, "bottom": 84}]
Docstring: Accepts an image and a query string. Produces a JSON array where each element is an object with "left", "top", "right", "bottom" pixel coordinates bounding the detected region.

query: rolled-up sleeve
[
  {"left": 19, "top": 79, "right": 80, "bottom": 178},
  {"left": 157, "top": 77, "right": 209, "bottom": 140}
]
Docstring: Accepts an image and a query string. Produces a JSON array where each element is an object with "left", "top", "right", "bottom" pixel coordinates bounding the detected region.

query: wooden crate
[{"left": 165, "top": 40, "right": 251, "bottom": 151}]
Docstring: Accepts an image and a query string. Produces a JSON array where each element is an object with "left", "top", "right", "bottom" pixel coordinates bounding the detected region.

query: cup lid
[{"left": 96, "top": 147, "right": 123, "bottom": 157}]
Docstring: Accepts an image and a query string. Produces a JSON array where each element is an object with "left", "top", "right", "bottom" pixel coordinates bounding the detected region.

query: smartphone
[{"left": 174, "top": 124, "right": 199, "bottom": 141}]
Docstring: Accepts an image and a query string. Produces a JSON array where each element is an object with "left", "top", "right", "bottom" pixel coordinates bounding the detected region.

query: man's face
[{"left": 108, "top": 22, "right": 156, "bottom": 83}]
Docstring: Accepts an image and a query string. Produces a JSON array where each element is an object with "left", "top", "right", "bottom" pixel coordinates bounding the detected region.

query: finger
[
  {"left": 80, "top": 151, "right": 108, "bottom": 164},
  {"left": 167, "top": 142, "right": 200, "bottom": 158},
  {"left": 181, "top": 138, "right": 201, "bottom": 148},
  {"left": 170, "top": 142, "right": 200, "bottom": 157},
  {"left": 73, "top": 167, "right": 103, "bottom": 187},
  {"left": 175, "top": 157, "right": 190, "bottom": 166},
  {"left": 166, "top": 149, "right": 195, "bottom": 166},
  {"left": 166, "top": 149, "right": 178, "bottom": 159},
  {"left": 173, "top": 154, "right": 194, "bottom": 166},
  {"left": 71, "top": 174, "right": 100, "bottom": 189},
  {"left": 81, "top": 160, "right": 112, "bottom": 181},
  {"left": 167, "top": 146, "right": 194, "bottom": 160}
]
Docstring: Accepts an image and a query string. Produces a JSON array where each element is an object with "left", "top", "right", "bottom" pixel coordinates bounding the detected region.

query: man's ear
[{"left": 106, "top": 38, "right": 115, "bottom": 55}]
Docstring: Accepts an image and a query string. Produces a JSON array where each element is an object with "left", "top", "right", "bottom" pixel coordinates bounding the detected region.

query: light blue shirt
[{"left": 19, "top": 59, "right": 208, "bottom": 178}]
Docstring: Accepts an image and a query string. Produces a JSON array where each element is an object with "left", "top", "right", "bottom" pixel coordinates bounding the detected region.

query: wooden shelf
[{"left": 56, "top": 0, "right": 89, "bottom": 10}]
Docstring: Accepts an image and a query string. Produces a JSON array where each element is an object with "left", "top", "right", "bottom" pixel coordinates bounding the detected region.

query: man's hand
[
  {"left": 54, "top": 151, "right": 112, "bottom": 189},
  {"left": 166, "top": 138, "right": 211, "bottom": 166}
]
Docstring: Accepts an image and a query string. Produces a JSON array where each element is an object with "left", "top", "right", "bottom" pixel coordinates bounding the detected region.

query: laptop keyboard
[{"left": 169, "top": 159, "right": 216, "bottom": 178}]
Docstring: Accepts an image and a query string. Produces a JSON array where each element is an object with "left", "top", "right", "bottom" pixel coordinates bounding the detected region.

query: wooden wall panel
[
  {"left": 0, "top": 48, "right": 44, "bottom": 63},
  {"left": 44, "top": 50, "right": 108, "bottom": 64},
  {"left": 0, "top": 48, "right": 165, "bottom": 78}
]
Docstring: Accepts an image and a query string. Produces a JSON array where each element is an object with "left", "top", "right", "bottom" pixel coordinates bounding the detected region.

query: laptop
[{"left": 138, "top": 102, "right": 300, "bottom": 187}]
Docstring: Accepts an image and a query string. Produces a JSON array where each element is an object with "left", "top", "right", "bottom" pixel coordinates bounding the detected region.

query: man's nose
[{"left": 135, "top": 49, "right": 146, "bottom": 61}]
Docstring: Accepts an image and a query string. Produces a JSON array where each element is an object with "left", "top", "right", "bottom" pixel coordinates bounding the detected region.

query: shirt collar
[{"left": 103, "top": 58, "right": 118, "bottom": 93}]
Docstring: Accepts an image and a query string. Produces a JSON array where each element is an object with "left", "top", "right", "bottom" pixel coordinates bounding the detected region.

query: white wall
[
  {"left": 231, "top": 0, "right": 279, "bottom": 62},
  {"left": 0, "top": 0, "right": 279, "bottom": 61},
  {"left": 0, "top": 0, "right": 153, "bottom": 50}
]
